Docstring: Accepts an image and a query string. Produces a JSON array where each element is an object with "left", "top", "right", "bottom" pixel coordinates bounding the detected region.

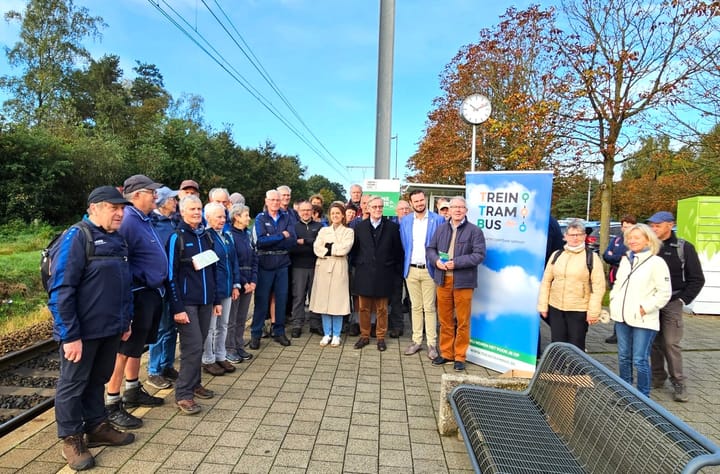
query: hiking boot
[
  {"left": 194, "top": 385, "right": 214, "bottom": 399},
  {"left": 203, "top": 362, "right": 225, "bottom": 376},
  {"left": 87, "top": 421, "right": 135, "bottom": 448},
  {"left": 673, "top": 383, "right": 689, "bottom": 402},
  {"left": 106, "top": 401, "right": 143, "bottom": 430},
  {"left": 146, "top": 374, "right": 172, "bottom": 390},
  {"left": 122, "top": 383, "right": 164, "bottom": 408},
  {"left": 249, "top": 338, "right": 260, "bottom": 350},
  {"left": 216, "top": 360, "right": 236, "bottom": 373},
  {"left": 161, "top": 366, "right": 179, "bottom": 381},
  {"left": 176, "top": 399, "right": 202, "bottom": 415},
  {"left": 62, "top": 433, "right": 94, "bottom": 471},
  {"left": 273, "top": 334, "right": 291, "bottom": 346},
  {"left": 291, "top": 327, "right": 302, "bottom": 338}
]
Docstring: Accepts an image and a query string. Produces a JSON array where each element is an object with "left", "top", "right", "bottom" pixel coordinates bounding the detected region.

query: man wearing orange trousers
[{"left": 426, "top": 197, "right": 486, "bottom": 371}]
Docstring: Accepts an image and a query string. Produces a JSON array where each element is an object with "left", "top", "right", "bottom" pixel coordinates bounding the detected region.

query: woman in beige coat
[
  {"left": 537, "top": 219, "right": 606, "bottom": 351},
  {"left": 309, "top": 202, "right": 355, "bottom": 347}
]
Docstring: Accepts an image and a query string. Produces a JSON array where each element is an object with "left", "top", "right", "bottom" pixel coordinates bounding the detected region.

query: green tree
[
  {"left": 1, "top": 0, "right": 105, "bottom": 127},
  {"left": 305, "top": 175, "right": 346, "bottom": 203}
]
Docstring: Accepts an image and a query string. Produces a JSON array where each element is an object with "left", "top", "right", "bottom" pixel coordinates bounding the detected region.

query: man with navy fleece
[
  {"left": 249, "top": 189, "right": 297, "bottom": 349},
  {"left": 106, "top": 175, "right": 168, "bottom": 431},
  {"left": 49, "top": 186, "right": 135, "bottom": 471}
]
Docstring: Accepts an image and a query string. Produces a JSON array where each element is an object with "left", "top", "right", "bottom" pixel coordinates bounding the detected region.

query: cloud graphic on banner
[
  {"left": 475, "top": 264, "right": 540, "bottom": 321},
  {"left": 466, "top": 181, "right": 550, "bottom": 259}
]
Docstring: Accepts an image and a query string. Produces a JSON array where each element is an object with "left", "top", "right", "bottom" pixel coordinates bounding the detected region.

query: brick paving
[{"left": 1, "top": 312, "right": 718, "bottom": 473}]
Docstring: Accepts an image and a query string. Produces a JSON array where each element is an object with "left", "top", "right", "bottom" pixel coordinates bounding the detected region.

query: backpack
[
  {"left": 172, "top": 228, "right": 214, "bottom": 264},
  {"left": 550, "top": 248, "right": 595, "bottom": 293},
  {"left": 40, "top": 220, "right": 95, "bottom": 291},
  {"left": 670, "top": 238, "right": 686, "bottom": 282}
]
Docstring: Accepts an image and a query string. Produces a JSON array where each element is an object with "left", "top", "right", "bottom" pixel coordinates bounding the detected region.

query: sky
[{"left": 0, "top": 0, "right": 544, "bottom": 193}]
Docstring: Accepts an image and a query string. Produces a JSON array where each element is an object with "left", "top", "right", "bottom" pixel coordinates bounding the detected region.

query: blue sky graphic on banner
[{"left": 465, "top": 171, "right": 553, "bottom": 373}]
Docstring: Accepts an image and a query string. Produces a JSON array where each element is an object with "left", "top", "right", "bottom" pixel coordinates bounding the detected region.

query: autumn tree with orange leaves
[{"left": 408, "top": 6, "right": 569, "bottom": 185}]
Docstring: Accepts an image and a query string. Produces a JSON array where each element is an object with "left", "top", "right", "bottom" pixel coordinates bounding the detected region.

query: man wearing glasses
[
  {"left": 105, "top": 175, "right": 168, "bottom": 430},
  {"left": 427, "top": 197, "right": 486, "bottom": 371},
  {"left": 351, "top": 196, "right": 403, "bottom": 351}
]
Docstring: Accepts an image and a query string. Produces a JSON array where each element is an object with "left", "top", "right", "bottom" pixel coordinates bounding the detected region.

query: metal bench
[{"left": 449, "top": 342, "right": 720, "bottom": 473}]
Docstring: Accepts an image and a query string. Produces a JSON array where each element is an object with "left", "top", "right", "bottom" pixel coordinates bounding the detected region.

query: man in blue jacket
[
  {"left": 427, "top": 197, "right": 486, "bottom": 371},
  {"left": 49, "top": 186, "right": 135, "bottom": 471},
  {"left": 400, "top": 190, "right": 445, "bottom": 359},
  {"left": 249, "top": 189, "right": 297, "bottom": 349},
  {"left": 105, "top": 175, "right": 167, "bottom": 431}
]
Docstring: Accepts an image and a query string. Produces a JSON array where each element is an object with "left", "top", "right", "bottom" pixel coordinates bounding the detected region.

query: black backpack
[
  {"left": 40, "top": 220, "right": 97, "bottom": 291},
  {"left": 550, "top": 248, "right": 596, "bottom": 293}
]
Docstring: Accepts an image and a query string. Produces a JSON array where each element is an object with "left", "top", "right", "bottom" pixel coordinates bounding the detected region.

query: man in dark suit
[{"left": 351, "top": 196, "right": 404, "bottom": 351}]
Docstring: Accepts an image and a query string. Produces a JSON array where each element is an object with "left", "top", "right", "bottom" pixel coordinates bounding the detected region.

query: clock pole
[{"left": 471, "top": 124, "right": 477, "bottom": 172}]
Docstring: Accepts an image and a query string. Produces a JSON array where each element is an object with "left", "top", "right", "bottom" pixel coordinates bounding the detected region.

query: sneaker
[
  {"left": 432, "top": 356, "right": 452, "bottom": 366},
  {"left": 404, "top": 343, "right": 422, "bottom": 355},
  {"left": 331, "top": 336, "right": 341, "bottom": 347},
  {"left": 226, "top": 352, "right": 243, "bottom": 364},
  {"left": 673, "top": 383, "right": 689, "bottom": 402},
  {"left": 203, "top": 362, "right": 226, "bottom": 376},
  {"left": 106, "top": 401, "right": 143, "bottom": 430},
  {"left": 194, "top": 385, "right": 214, "bottom": 399},
  {"left": 427, "top": 345, "right": 438, "bottom": 360},
  {"left": 86, "top": 421, "right": 135, "bottom": 448},
  {"left": 123, "top": 383, "right": 164, "bottom": 408},
  {"left": 237, "top": 349, "right": 254, "bottom": 361},
  {"left": 454, "top": 361, "right": 466, "bottom": 371},
  {"left": 176, "top": 399, "right": 202, "bottom": 415},
  {"left": 161, "top": 366, "right": 179, "bottom": 381},
  {"left": 249, "top": 338, "right": 261, "bottom": 350},
  {"left": 62, "top": 433, "right": 94, "bottom": 471},
  {"left": 216, "top": 360, "right": 236, "bottom": 373},
  {"left": 319, "top": 335, "right": 331, "bottom": 346},
  {"left": 146, "top": 374, "right": 172, "bottom": 390}
]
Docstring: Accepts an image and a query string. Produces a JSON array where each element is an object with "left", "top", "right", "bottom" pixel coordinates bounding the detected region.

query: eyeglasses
[
  {"left": 449, "top": 205, "right": 465, "bottom": 209},
  {"left": 566, "top": 233, "right": 585, "bottom": 238},
  {"left": 139, "top": 189, "right": 158, "bottom": 197},
  {"left": 369, "top": 205, "right": 383, "bottom": 209}
]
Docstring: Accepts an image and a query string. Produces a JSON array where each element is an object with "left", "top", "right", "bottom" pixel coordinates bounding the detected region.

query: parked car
[{"left": 586, "top": 222, "right": 622, "bottom": 253}]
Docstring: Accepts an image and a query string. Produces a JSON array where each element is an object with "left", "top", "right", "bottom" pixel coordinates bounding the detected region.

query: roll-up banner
[{"left": 465, "top": 171, "right": 553, "bottom": 373}]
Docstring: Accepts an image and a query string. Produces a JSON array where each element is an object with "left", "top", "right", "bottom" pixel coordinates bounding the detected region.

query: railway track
[{"left": 0, "top": 339, "right": 59, "bottom": 438}]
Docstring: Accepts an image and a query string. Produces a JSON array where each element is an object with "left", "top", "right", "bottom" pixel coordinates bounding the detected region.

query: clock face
[{"left": 460, "top": 94, "right": 492, "bottom": 124}]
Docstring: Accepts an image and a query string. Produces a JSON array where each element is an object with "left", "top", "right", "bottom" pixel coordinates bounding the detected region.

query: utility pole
[
  {"left": 391, "top": 135, "right": 398, "bottom": 179},
  {"left": 374, "top": 0, "right": 395, "bottom": 179}
]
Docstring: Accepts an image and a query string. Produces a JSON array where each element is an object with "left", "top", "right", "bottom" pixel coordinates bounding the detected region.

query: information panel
[{"left": 465, "top": 171, "right": 553, "bottom": 373}]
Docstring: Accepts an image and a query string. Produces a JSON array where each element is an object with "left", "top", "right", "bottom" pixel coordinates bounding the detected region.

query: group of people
[
  {"left": 537, "top": 212, "right": 704, "bottom": 401},
  {"left": 48, "top": 178, "right": 486, "bottom": 470},
  {"left": 48, "top": 173, "right": 705, "bottom": 471}
]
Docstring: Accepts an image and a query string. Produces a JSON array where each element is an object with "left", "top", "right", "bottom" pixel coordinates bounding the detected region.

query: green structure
[{"left": 677, "top": 196, "right": 720, "bottom": 315}]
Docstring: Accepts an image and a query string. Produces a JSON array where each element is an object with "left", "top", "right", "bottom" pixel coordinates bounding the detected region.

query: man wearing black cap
[
  {"left": 648, "top": 211, "right": 705, "bottom": 402},
  {"left": 105, "top": 175, "right": 168, "bottom": 429},
  {"left": 48, "top": 186, "right": 135, "bottom": 471}
]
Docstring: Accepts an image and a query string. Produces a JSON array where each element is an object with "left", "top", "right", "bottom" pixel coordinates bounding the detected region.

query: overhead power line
[{"left": 147, "top": 0, "right": 351, "bottom": 181}]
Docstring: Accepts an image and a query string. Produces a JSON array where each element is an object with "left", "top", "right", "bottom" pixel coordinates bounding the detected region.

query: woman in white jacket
[{"left": 609, "top": 223, "right": 671, "bottom": 396}]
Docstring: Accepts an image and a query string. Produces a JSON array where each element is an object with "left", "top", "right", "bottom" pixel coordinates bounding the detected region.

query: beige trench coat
[{"left": 309, "top": 224, "right": 354, "bottom": 316}]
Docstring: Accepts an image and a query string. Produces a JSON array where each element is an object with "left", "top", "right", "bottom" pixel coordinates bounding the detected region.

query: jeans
[
  {"left": 251, "top": 266, "right": 289, "bottom": 339},
  {"left": 616, "top": 322, "right": 657, "bottom": 396},
  {"left": 322, "top": 314, "right": 344, "bottom": 338},
  {"left": 147, "top": 298, "right": 177, "bottom": 376},
  {"left": 202, "top": 297, "right": 231, "bottom": 364}
]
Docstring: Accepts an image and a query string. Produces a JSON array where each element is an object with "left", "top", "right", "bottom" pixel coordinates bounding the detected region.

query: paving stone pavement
[{"left": 1, "top": 312, "right": 718, "bottom": 473}]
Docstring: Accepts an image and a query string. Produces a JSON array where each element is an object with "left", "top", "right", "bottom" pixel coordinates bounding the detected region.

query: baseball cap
[
  {"left": 180, "top": 179, "right": 200, "bottom": 191},
  {"left": 88, "top": 186, "right": 132, "bottom": 206},
  {"left": 123, "top": 174, "right": 161, "bottom": 194},
  {"left": 438, "top": 200, "right": 450, "bottom": 210},
  {"left": 155, "top": 186, "right": 179, "bottom": 205},
  {"left": 647, "top": 211, "right": 675, "bottom": 223}
]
